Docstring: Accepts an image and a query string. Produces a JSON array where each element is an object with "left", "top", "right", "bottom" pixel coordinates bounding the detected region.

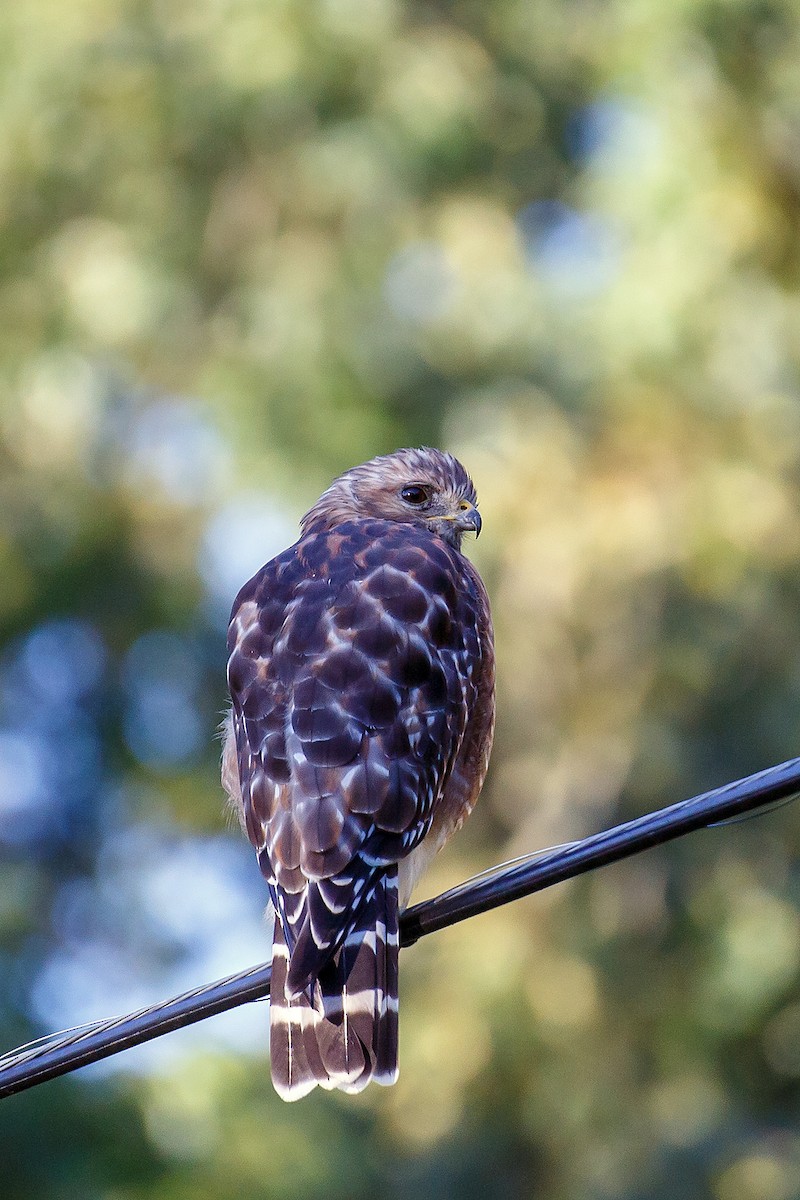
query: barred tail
[{"left": 269, "top": 868, "right": 400, "bottom": 1102}]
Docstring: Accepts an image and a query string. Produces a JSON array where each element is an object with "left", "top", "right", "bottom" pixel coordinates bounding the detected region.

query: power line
[{"left": 2, "top": 755, "right": 799, "bottom": 1100}]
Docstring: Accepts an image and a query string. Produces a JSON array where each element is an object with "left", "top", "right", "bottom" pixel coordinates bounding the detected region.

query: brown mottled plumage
[{"left": 223, "top": 448, "right": 495, "bottom": 1100}]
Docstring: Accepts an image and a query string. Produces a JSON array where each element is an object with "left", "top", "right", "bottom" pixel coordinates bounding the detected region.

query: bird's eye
[{"left": 400, "top": 484, "right": 431, "bottom": 506}]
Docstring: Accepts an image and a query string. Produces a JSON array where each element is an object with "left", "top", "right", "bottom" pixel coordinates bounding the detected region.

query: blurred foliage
[{"left": 3, "top": 0, "right": 800, "bottom": 1197}]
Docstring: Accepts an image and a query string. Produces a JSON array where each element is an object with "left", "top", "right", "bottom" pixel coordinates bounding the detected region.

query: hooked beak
[{"left": 456, "top": 505, "right": 482, "bottom": 538}]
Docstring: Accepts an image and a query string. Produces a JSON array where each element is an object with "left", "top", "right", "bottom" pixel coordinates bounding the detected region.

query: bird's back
[{"left": 225, "top": 516, "right": 494, "bottom": 1098}]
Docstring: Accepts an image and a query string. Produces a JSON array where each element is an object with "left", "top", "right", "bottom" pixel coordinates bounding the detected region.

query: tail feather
[
  {"left": 269, "top": 925, "right": 323, "bottom": 1101},
  {"left": 375, "top": 905, "right": 400, "bottom": 1084},
  {"left": 269, "top": 867, "right": 400, "bottom": 1101}
]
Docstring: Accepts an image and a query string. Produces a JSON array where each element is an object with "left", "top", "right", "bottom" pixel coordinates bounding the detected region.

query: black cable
[
  {"left": 0, "top": 964, "right": 273, "bottom": 1100},
  {"left": 2, "top": 755, "right": 799, "bottom": 1100},
  {"left": 400, "top": 756, "right": 800, "bottom": 944}
]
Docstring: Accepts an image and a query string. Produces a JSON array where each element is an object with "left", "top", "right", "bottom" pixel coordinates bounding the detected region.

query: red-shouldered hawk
[{"left": 222, "top": 448, "right": 495, "bottom": 1100}]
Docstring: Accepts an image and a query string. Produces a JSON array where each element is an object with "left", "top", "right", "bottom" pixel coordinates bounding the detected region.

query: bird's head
[{"left": 301, "top": 447, "right": 482, "bottom": 551}]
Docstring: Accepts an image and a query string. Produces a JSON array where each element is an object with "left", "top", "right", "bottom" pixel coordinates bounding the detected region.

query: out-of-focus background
[{"left": 3, "top": 1, "right": 800, "bottom": 1196}]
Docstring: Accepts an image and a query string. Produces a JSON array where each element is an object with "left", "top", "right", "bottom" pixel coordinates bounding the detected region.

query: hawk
[{"left": 222, "top": 447, "right": 495, "bottom": 1100}]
